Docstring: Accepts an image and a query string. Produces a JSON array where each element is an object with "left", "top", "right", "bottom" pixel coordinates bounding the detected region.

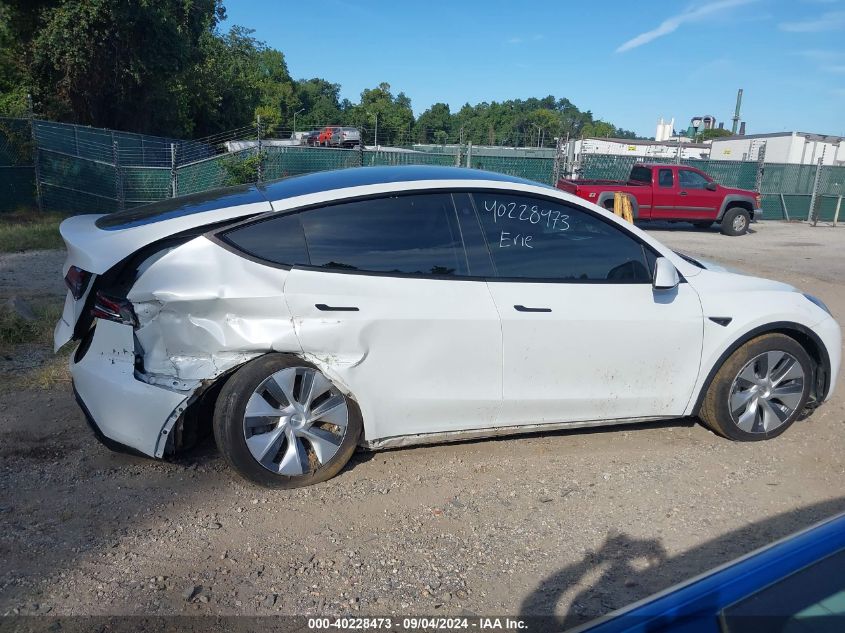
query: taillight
[
  {"left": 91, "top": 291, "right": 138, "bottom": 326},
  {"left": 64, "top": 266, "right": 92, "bottom": 300},
  {"left": 755, "top": 194, "right": 762, "bottom": 207}
]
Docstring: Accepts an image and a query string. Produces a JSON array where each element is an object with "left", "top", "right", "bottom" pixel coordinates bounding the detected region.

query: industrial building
[
  {"left": 566, "top": 136, "right": 710, "bottom": 163},
  {"left": 709, "top": 132, "right": 845, "bottom": 165}
]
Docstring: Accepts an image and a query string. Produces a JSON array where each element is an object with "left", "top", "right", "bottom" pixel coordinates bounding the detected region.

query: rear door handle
[
  {"left": 315, "top": 303, "right": 359, "bottom": 312},
  {"left": 514, "top": 304, "right": 552, "bottom": 313},
  {"left": 679, "top": 191, "right": 688, "bottom": 196}
]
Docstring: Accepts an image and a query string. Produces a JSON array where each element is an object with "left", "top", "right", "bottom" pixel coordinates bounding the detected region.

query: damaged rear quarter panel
[{"left": 127, "top": 236, "right": 301, "bottom": 383}]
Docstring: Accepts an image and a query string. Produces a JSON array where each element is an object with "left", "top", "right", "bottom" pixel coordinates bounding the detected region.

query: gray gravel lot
[{"left": 0, "top": 220, "right": 843, "bottom": 628}]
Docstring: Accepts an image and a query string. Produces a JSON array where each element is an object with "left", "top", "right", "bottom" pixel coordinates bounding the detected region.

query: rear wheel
[
  {"left": 720, "top": 207, "right": 750, "bottom": 236},
  {"left": 699, "top": 334, "right": 811, "bottom": 441},
  {"left": 213, "top": 354, "right": 362, "bottom": 488}
]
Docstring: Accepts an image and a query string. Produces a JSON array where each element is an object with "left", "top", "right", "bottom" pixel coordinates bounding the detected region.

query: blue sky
[{"left": 223, "top": 0, "right": 845, "bottom": 138}]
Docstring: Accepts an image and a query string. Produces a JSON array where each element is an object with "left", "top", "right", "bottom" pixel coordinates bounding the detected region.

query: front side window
[
  {"left": 471, "top": 193, "right": 653, "bottom": 282},
  {"left": 300, "top": 194, "right": 468, "bottom": 275},
  {"left": 679, "top": 169, "right": 710, "bottom": 189}
]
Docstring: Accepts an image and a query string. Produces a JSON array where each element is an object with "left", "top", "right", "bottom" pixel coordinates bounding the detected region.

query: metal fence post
[
  {"left": 779, "top": 194, "right": 790, "bottom": 221},
  {"left": 113, "top": 140, "right": 125, "bottom": 211},
  {"left": 26, "top": 94, "right": 44, "bottom": 213},
  {"left": 465, "top": 142, "right": 473, "bottom": 168},
  {"left": 256, "top": 115, "right": 263, "bottom": 183},
  {"left": 552, "top": 137, "right": 563, "bottom": 185},
  {"left": 358, "top": 127, "right": 364, "bottom": 167},
  {"left": 807, "top": 157, "right": 823, "bottom": 224},
  {"left": 755, "top": 142, "right": 766, "bottom": 193},
  {"left": 833, "top": 196, "right": 841, "bottom": 228},
  {"left": 170, "top": 143, "right": 178, "bottom": 197}
]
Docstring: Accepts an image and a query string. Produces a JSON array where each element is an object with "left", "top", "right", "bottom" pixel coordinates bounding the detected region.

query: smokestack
[
  {"left": 731, "top": 88, "right": 743, "bottom": 134},
  {"left": 739, "top": 121, "right": 746, "bottom": 136}
]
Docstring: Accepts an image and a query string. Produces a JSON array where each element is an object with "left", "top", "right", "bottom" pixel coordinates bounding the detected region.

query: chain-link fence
[
  {"left": 2, "top": 115, "right": 844, "bottom": 224},
  {"left": 0, "top": 117, "right": 36, "bottom": 212}
]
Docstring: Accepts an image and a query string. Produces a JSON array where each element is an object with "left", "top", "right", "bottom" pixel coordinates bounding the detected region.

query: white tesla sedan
[{"left": 54, "top": 166, "right": 841, "bottom": 488}]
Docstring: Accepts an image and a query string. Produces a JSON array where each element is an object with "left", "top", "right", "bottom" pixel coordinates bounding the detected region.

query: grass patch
[
  {"left": 0, "top": 300, "right": 63, "bottom": 352},
  {"left": 0, "top": 211, "right": 64, "bottom": 252},
  {"left": 15, "top": 348, "right": 72, "bottom": 390}
]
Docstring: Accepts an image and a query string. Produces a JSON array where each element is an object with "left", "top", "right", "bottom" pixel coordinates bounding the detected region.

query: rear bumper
[
  {"left": 70, "top": 319, "right": 189, "bottom": 458},
  {"left": 752, "top": 208, "right": 763, "bottom": 222}
]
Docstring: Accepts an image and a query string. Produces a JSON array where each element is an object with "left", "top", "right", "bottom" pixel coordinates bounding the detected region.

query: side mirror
[
  {"left": 653, "top": 257, "right": 680, "bottom": 290},
  {"left": 705, "top": 181, "right": 717, "bottom": 191}
]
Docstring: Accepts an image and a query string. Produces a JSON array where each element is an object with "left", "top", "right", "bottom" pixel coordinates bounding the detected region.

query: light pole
[{"left": 293, "top": 108, "right": 305, "bottom": 138}]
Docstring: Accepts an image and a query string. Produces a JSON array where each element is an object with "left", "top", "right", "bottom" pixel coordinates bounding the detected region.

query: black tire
[
  {"left": 603, "top": 199, "right": 615, "bottom": 211},
  {"left": 720, "top": 207, "right": 750, "bottom": 236},
  {"left": 213, "top": 353, "right": 362, "bottom": 488},
  {"left": 693, "top": 221, "right": 712, "bottom": 229},
  {"left": 699, "top": 334, "right": 812, "bottom": 441}
]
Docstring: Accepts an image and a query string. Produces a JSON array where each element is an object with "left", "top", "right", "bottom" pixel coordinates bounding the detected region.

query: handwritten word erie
[
  {"left": 483, "top": 199, "right": 570, "bottom": 231},
  {"left": 499, "top": 231, "right": 533, "bottom": 248}
]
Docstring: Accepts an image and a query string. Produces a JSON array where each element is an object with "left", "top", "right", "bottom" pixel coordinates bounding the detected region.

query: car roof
[
  {"left": 96, "top": 166, "right": 549, "bottom": 230},
  {"left": 260, "top": 165, "right": 547, "bottom": 204}
]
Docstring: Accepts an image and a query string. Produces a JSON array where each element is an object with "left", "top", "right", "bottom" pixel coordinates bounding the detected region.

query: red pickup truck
[{"left": 557, "top": 163, "right": 763, "bottom": 236}]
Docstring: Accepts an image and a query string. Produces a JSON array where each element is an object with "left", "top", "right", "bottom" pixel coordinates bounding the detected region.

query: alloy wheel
[
  {"left": 242, "top": 366, "right": 349, "bottom": 474},
  {"left": 729, "top": 350, "right": 805, "bottom": 433},
  {"left": 732, "top": 214, "right": 748, "bottom": 233}
]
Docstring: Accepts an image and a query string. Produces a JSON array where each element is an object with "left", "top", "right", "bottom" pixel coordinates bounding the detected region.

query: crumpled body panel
[{"left": 127, "top": 236, "right": 300, "bottom": 386}]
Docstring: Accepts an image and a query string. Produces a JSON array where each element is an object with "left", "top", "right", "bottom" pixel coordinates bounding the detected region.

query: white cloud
[
  {"left": 507, "top": 37, "right": 523, "bottom": 44},
  {"left": 779, "top": 10, "right": 845, "bottom": 31},
  {"left": 616, "top": 0, "right": 758, "bottom": 53}
]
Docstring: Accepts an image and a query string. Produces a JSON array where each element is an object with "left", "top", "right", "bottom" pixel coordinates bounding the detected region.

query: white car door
[
  {"left": 275, "top": 193, "right": 502, "bottom": 443},
  {"left": 469, "top": 192, "right": 704, "bottom": 425}
]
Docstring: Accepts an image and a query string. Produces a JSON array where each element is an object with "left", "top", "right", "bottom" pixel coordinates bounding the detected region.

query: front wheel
[
  {"left": 720, "top": 207, "right": 750, "bottom": 236},
  {"left": 699, "top": 334, "right": 811, "bottom": 441},
  {"left": 213, "top": 354, "right": 362, "bottom": 488}
]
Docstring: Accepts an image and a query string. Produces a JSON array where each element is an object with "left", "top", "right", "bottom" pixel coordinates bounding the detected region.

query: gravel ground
[{"left": 0, "top": 221, "right": 843, "bottom": 628}]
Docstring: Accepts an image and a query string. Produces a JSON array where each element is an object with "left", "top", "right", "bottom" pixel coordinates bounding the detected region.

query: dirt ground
[{"left": 0, "top": 220, "right": 844, "bottom": 629}]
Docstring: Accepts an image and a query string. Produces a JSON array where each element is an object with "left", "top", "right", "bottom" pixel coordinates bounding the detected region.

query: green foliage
[
  {"left": 699, "top": 128, "right": 733, "bottom": 141},
  {"left": 0, "top": 1, "right": 643, "bottom": 144},
  {"left": 222, "top": 151, "right": 262, "bottom": 185}
]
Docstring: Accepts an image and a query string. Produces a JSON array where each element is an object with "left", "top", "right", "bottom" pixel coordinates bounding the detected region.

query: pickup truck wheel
[{"left": 720, "top": 208, "right": 750, "bottom": 236}]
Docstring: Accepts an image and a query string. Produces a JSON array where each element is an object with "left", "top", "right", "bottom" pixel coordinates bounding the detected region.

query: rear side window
[
  {"left": 300, "top": 194, "right": 468, "bottom": 276},
  {"left": 630, "top": 166, "right": 652, "bottom": 184},
  {"left": 658, "top": 168, "right": 674, "bottom": 188},
  {"left": 222, "top": 213, "right": 309, "bottom": 265},
  {"left": 472, "top": 193, "right": 653, "bottom": 282}
]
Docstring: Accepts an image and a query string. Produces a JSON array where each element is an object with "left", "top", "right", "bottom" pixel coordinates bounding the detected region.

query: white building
[
  {"left": 709, "top": 132, "right": 845, "bottom": 165},
  {"left": 568, "top": 137, "right": 710, "bottom": 162}
]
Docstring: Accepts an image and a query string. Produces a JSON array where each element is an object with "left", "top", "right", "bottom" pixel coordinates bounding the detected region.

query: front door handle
[
  {"left": 315, "top": 303, "right": 359, "bottom": 312},
  {"left": 514, "top": 304, "right": 552, "bottom": 313}
]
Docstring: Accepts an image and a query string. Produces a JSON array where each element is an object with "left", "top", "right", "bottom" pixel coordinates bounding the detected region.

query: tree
[
  {"left": 699, "top": 128, "right": 733, "bottom": 141},
  {"left": 21, "top": 0, "right": 225, "bottom": 135},
  {"left": 414, "top": 102, "right": 451, "bottom": 144}
]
